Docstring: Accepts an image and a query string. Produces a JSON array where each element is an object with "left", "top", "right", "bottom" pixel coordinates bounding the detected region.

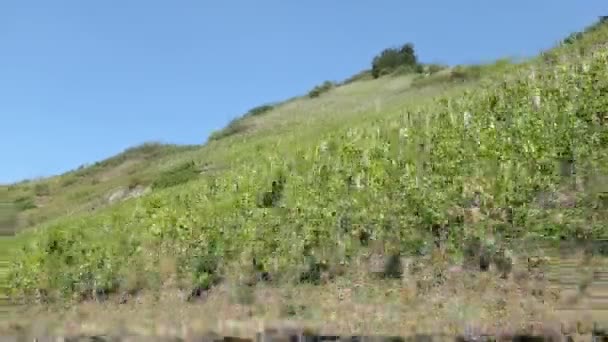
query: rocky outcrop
[{"left": 107, "top": 185, "right": 150, "bottom": 204}]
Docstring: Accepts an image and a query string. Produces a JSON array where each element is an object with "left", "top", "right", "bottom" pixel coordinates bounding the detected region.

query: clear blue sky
[{"left": 0, "top": 1, "right": 604, "bottom": 184}]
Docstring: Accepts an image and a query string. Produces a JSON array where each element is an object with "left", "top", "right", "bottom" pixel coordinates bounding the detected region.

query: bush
[
  {"left": 371, "top": 43, "right": 419, "bottom": 78},
  {"left": 246, "top": 104, "right": 274, "bottom": 117},
  {"left": 308, "top": 81, "right": 335, "bottom": 98},
  {"left": 207, "top": 118, "right": 251, "bottom": 142},
  {"left": 151, "top": 161, "right": 200, "bottom": 190}
]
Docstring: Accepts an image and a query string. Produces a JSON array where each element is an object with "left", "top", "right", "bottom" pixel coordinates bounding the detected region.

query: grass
[
  {"left": 2, "top": 17, "right": 608, "bottom": 334},
  {"left": 0, "top": 236, "right": 16, "bottom": 321},
  {"left": 1, "top": 142, "right": 201, "bottom": 231},
  {"left": 3, "top": 250, "right": 608, "bottom": 337}
]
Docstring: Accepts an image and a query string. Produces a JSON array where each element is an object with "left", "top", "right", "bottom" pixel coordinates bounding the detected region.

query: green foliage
[
  {"left": 256, "top": 173, "right": 286, "bottom": 208},
  {"left": 33, "top": 183, "right": 50, "bottom": 197},
  {"left": 14, "top": 196, "right": 36, "bottom": 211},
  {"left": 371, "top": 43, "right": 419, "bottom": 78},
  {"left": 245, "top": 104, "right": 275, "bottom": 117},
  {"left": 308, "top": 81, "right": 335, "bottom": 98},
  {"left": 151, "top": 161, "right": 200, "bottom": 190}
]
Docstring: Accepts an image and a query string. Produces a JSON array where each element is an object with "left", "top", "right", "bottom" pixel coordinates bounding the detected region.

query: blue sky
[{"left": 0, "top": 1, "right": 604, "bottom": 184}]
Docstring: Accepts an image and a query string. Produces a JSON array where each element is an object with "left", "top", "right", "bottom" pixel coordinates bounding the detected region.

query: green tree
[
  {"left": 399, "top": 43, "right": 417, "bottom": 66},
  {"left": 371, "top": 43, "right": 419, "bottom": 78}
]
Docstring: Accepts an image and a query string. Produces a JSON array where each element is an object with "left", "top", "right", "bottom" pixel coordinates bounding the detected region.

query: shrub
[
  {"left": 371, "top": 43, "right": 419, "bottom": 78},
  {"left": 308, "top": 81, "right": 335, "bottom": 98},
  {"left": 207, "top": 118, "right": 251, "bottom": 142},
  {"left": 246, "top": 104, "right": 274, "bottom": 117},
  {"left": 151, "top": 161, "right": 200, "bottom": 190}
]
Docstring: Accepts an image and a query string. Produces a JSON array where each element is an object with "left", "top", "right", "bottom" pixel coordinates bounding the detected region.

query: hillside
[
  {"left": 2, "top": 17, "right": 608, "bottom": 335},
  {"left": 0, "top": 66, "right": 496, "bottom": 235}
]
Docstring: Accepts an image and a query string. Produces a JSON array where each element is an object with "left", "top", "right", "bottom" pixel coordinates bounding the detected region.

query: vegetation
[
  {"left": 411, "top": 59, "right": 518, "bottom": 89},
  {"left": 0, "top": 203, "right": 17, "bottom": 236},
  {"left": 340, "top": 70, "right": 373, "bottom": 85},
  {"left": 13, "top": 196, "right": 36, "bottom": 212},
  {"left": 563, "top": 16, "right": 608, "bottom": 45},
  {"left": 426, "top": 64, "right": 448, "bottom": 75},
  {"left": 245, "top": 104, "right": 275, "bottom": 117},
  {"left": 33, "top": 183, "right": 50, "bottom": 197},
  {"left": 207, "top": 104, "right": 278, "bottom": 142},
  {"left": 151, "top": 161, "right": 200, "bottom": 190},
  {"left": 207, "top": 117, "right": 252, "bottom": 142},
  {"left": 308, "top": 81, "right": 336, "bottom": 98},
  {"left": 81, "top": 142, "right": 198, "bottom": 175},
  {"left": 371, "top": 43, "right": 419, "bottom": 78},
  {"left": 3, "top": 18, "right": 608, "bottom": 312}
]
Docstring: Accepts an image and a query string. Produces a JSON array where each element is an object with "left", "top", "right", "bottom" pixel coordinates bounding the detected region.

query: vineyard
[{"left": 1, "top": 17, "right": 608, "bottom": 336}]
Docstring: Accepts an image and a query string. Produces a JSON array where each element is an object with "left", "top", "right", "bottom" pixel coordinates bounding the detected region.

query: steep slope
[
  {"left": 0, "top": 65, "right": 490, "bottom": 236},
  {"left": 3, "top": 18, "right": 608, "bottom": 316},
  {"left": 1, "top": 143, "right": 201, "bottom": 232}
]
